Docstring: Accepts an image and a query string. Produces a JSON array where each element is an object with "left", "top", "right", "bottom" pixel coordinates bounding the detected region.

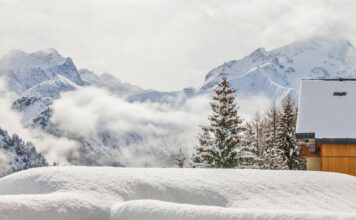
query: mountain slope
[
  {"left": 0, "top": 127, "right": 47, "bottom": 176},
  {"left": 79, "top": 69, "right": 143, "bottom": 97},
  {"left": 201, "top": 37, "right": 356, "bottom": 101}
]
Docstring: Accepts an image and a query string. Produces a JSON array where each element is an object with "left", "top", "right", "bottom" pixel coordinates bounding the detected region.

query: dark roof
[
  {"left": 301, "top": 78, "right": 356, "bottom": 81},
  {"left": 296, "top": 132, "right": 356, "bottom": 144}
]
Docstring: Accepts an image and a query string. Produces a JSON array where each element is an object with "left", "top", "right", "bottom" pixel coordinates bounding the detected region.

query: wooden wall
[{"left": 321, "top": 144, "right": 356, "bottom": 176}]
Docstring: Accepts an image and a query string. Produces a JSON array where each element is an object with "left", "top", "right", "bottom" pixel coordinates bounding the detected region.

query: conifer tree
[
  {"left": 262, "top": 147, "right": 288, "bottom": 170},
  {"left": 247, "top": 112, "right": 265, "bottom": 156},
  {"left": 176, "top": 148, "right": 186, "bottom": 168},
  {"left": 261, "top": 102, "right": 288, "bottom": 170},
  {"left": 241, "top": 117, "right": 262, "bottom": 168},
  {"left": 263, "top": 102, "right": 279, "bottom": 151},
  {"left": 192, "top": 69, "right": 243, "bottom": 168},
  {"left": 275, "top": 95, "right": 305, "bottom": 170}
]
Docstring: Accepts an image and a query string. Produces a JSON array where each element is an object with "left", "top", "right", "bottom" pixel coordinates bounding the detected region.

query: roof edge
[
  {"left": 301, "top": 78, "right": 356, "bottom": 81},
  {"left": 296, "top": 133, "right": 356, "bottom": 144},
  {"left": 316, "top": 138, "right": 356, "bottom": 144},
  {"left": 296, "top": 133, "right": 315, "bottom": 139}
]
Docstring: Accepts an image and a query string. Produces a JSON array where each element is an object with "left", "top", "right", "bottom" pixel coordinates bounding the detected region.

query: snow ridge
[{"left": 0, "top": 167, "right": 355, "bottom": 220}]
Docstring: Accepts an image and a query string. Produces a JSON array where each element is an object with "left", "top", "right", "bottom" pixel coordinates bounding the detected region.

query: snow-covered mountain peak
[
  {"left": 0, "top": 49, "right": 82, "bottom": 93},
  {"left": 0, "top": 48, "right": 66, "bottom": 71},
  {"left": 200, "top": 37, "right": 356, "bottom": 102},
  {"left": 79, "top": 69, "right": 143, "bottom": 97},
  {"left": 280, "top": 37, "right": 353, "bottom": 52},
  {"left": 248, "top": 47, "right": 268, "bottom": 59}
]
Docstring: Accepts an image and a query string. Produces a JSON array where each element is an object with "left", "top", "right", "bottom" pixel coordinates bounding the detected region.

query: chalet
[{"left": 296, "top": 79, "right": 356, "bottom": 176}]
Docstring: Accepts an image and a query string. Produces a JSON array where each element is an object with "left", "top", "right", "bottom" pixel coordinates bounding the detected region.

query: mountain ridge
[{"left": 1, "top": 37, "right": 356, "bottom": 167}]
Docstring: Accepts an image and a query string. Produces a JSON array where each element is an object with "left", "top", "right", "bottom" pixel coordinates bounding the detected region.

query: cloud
[
  {"left": 1, "top": 75, "right": 268, "bottom": 167},
  {"left": 49, "top": 86, "right": 271, "bottom": 167},
  {"left": 50, "top": 87, "right": 211, "bottom": 166},
  {"left": 0, "top": 78, "right": 79, "bottom": 165},
  {"left": 0, "top": 0, "right": 356, "bottom": 90},
  {"left": 0, "top": 149, "right": 11, "bottom": 176}
]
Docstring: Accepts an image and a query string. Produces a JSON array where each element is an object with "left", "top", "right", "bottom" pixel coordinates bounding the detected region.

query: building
[{"left": 296, "top": 79, "right": 356, "bottom": 176}]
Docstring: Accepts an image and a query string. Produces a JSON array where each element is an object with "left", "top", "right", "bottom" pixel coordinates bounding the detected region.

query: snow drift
[{"left": 0, "top": 167, "right": 355, "bottom": 220}]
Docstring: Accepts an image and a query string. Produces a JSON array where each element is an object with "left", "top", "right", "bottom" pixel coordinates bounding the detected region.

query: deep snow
[{"left": 0, "top": 167, "right": 355, "bottom": 220}]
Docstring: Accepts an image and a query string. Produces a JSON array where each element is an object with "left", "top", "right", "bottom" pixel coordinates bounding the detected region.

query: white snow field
[{"left": 0, "top": 167, "right": 355, "bottom": 220}]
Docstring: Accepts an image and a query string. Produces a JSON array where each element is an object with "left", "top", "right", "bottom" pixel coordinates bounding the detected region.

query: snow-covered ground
[{"left": 0, "top": 167, "right": 355, "bottom": 220}]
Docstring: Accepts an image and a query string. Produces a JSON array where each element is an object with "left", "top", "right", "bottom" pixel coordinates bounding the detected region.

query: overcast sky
[{"left": 0, "top": 0, "right": 356, "bottom": 90}]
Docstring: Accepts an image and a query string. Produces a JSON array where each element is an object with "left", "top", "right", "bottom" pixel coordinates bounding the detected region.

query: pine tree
[
  {"left": 176, "top": 148, "right": 186, "bottom": 168},
  {"left": 275, "top": 95, "right": 305, "bottom": 170},
  {"left": 263, "top": 102, "right": 279, "bottom": 151},
  {"left": 246, "top": 112, "right": 265, "bottom": 157},
  {"left": 261, "top": 102, "right": 288, "bottom": 170},
  {"left": 192, "top": 69, "right": 243, "bottom": 168},
  {"left": 241, "top": 117, "right": 261, "bottom": 168},
  {"left": 262, "top": 147, "right": 288, "bottom": 170}
]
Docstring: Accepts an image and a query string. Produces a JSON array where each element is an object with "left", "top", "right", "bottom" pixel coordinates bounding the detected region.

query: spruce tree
[
  {"left": 262, "top": 147, "right": 288, "bottom": 170},
  {"left": 176, "top": 148, "right": 186, "bottom": 168},
  {"left": 247, "top": 112, "right": 265, "bottom": 157},
  {"left": 261, "top": 102, "right": 288, "bottom": 170},
  {"left": 192, "top": 70, "right": 243, "bottom": 168},
  {"left": 241, "top": 117, "right": 262, "bottom": 168},
  {"left": 275, "top": 95, "right": 305, "bottom": 170},
  {"left": 263, "top": 102, "right": 279, "bottom": 151}
]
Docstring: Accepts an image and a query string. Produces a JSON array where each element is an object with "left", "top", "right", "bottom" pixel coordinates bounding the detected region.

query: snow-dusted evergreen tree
[
  {"left": 175, "top": 148, "right": 186, "bottom": 168},
  {"left": 192, "top": 69, "right": 243, "bottom": 168},
  {"left": 241, "top": 116, "right": 262, "bottom": 168},
  {"left": 261, "top": 102, "right": 288, "bottom": 170},
  {"left": 262, "top": 147, "right": 288, "bottom": 170},
  {"left": 245, "top": 112, "right": 265, "bottom": 157},
  {"left": 263, "top": 103, "right": 279, "bottom": 150},
  {"left": 275, "top": 95, "right": 305, "bottom": 170}
]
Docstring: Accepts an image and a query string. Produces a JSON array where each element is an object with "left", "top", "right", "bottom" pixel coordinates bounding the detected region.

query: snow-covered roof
[{"left": 296, "top": 79, "right": 356, "bottom": 139}]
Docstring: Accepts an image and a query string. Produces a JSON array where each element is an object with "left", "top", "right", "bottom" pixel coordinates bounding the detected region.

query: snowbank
[{"left": 0, "top": 167, "right": 355, "bottom": 220}]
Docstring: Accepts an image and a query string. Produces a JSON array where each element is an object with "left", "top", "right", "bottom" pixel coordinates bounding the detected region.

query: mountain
[
  {"left": 1, "top": 37, "right": 356, "bottom": 167},
  {"left": 0, "top": 127, "right": 47, "bottom": 176},
  {"left": 0, "top": 48, "right": 82, "bottom": 94},
  {"left": 79, "top": 69, "right": 144, "bottom": 97},
  {"left": 200, "top": 37, "right": 356, "bottom": 102}
]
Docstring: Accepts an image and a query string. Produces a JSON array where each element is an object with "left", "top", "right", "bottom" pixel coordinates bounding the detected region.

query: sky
[{"left": 0, "top": 0, "right": 356, "bottom": 90}]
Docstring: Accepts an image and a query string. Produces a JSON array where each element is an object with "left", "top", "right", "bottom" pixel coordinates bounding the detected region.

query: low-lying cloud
[
  {"left": 1, "top": 77, "right": 272, "bottom": 167},
  {"left": 50, "top": 86, "right": 272, "bottom": 167},
  {"left": 51, "top": 87, "right": 211, "bottom": 166},
  {"left": 0, "top": 78, "right": 80, "bottom": 165}
]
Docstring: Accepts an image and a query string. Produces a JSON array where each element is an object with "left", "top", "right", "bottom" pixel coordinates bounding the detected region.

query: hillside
[
  {"left": 0, "top": 167, "right": 355, "bottom": 220},
  {"left": 0, "top": 127, "right": 47, "bottom": 176}
]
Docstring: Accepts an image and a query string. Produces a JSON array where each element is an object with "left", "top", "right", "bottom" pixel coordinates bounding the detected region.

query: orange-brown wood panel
[{"left": 320, "top": 144, "right": 356, "bottom": 176}]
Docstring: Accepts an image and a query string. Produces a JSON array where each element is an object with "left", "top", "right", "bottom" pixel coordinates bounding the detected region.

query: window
[{"left": 333, "top": 92, "right": 347, "bottom": 96}]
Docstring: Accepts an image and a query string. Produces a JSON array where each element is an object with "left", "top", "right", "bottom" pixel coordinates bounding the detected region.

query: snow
[
  {"left": 0, "top": 167, "right": 355, "bottom": 220},
  {"left": 296, "top": 79, "right": 356, "bottom": 138},
  {"left": 0, "top": 49, "right": 82, "bottom": 94},
  {"left": 201, "top": 37, "right": 356, "bottom": 101},
  {"left": 79, "top": 69, "right": 143, "bottom": 97}
]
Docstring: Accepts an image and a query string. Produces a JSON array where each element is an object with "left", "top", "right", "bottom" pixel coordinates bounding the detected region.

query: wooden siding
[{"left": 321, "top": 144, "right": 356, "bottom": 176}]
